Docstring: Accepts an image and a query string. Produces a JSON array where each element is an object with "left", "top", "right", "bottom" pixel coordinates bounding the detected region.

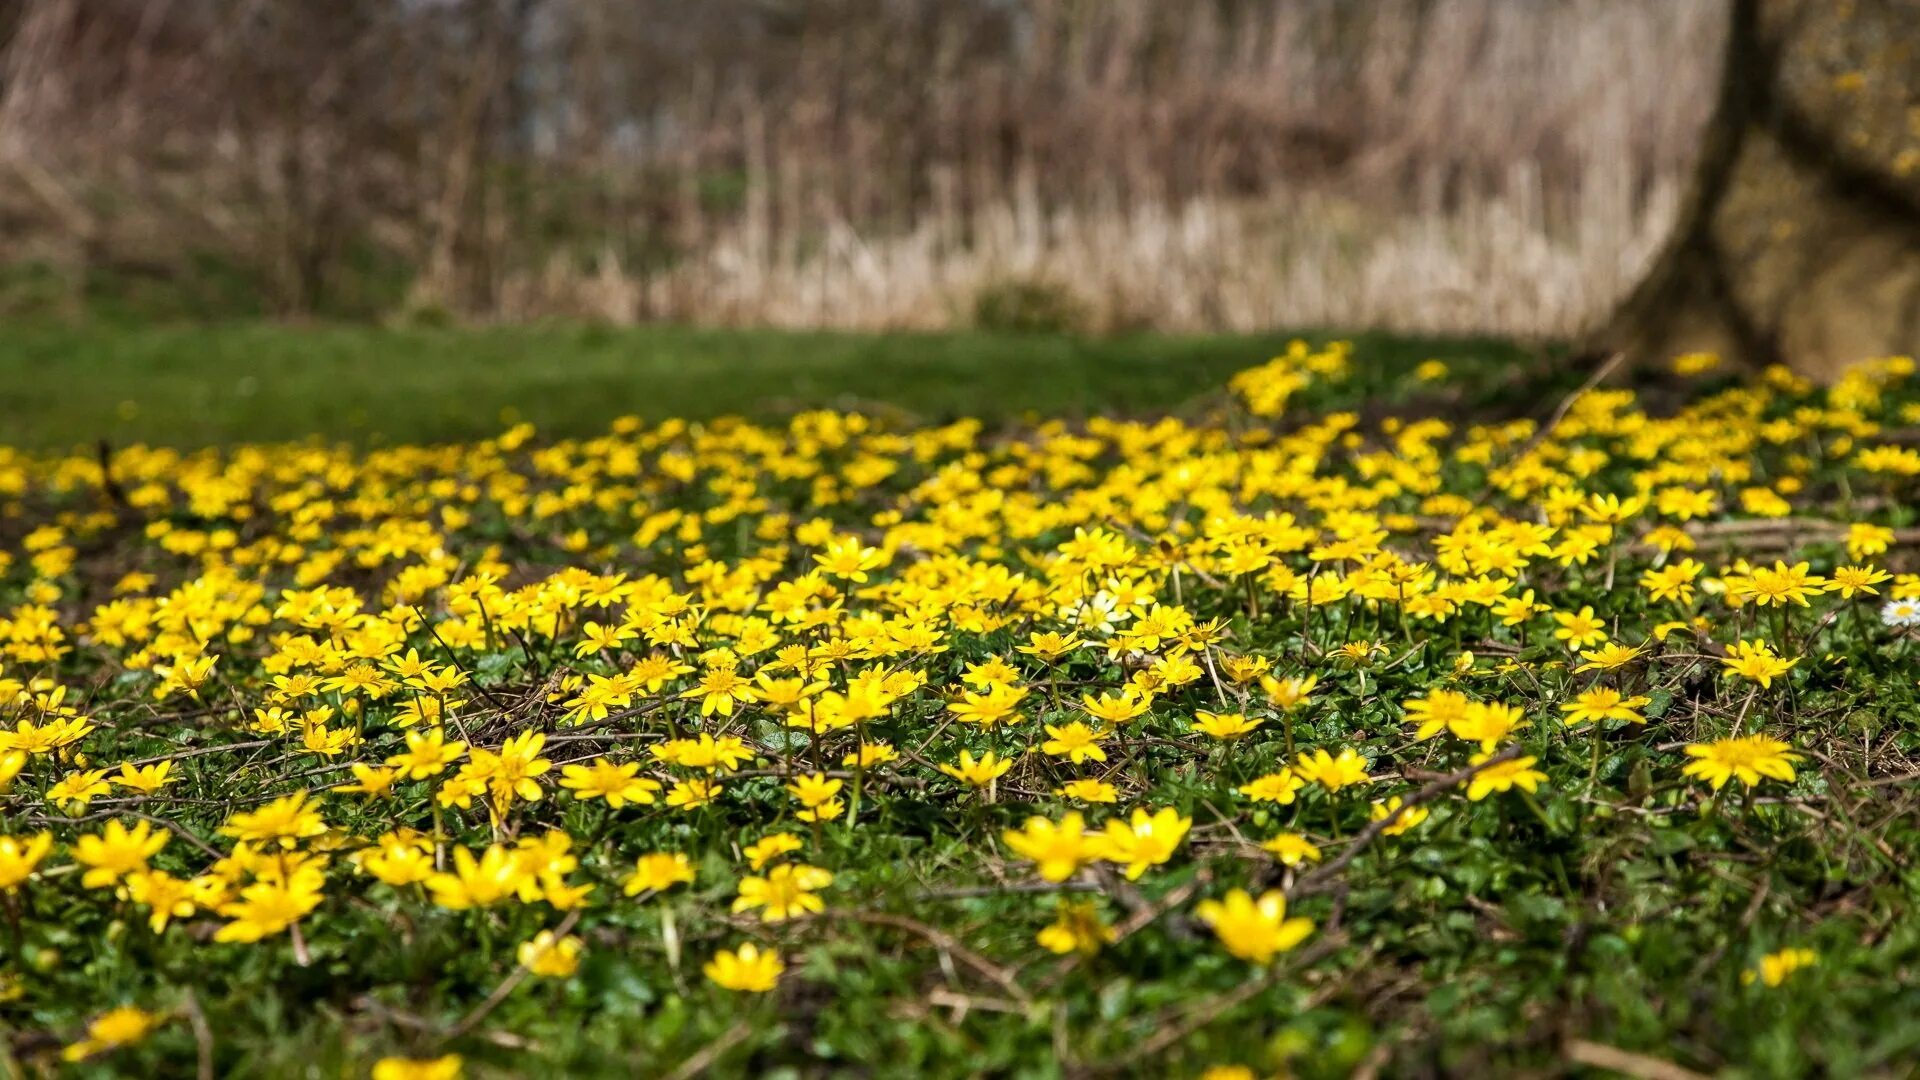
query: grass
[{"left": 0, "top": 322, "right": 1541, "bottom": 449}]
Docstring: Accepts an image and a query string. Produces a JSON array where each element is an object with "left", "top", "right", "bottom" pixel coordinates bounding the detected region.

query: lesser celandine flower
[
  {"left": 1682, "top": 736, "right": 1801, "bottom": 790},
  {"left": 63, "top": 1006, "right": 163, "bottom": 1062},
  {"left": 1238, "top": 770, "right": 1304, "bottom": 805},
  {"left": 939, "top": 749, "right": 1011, "bottom": 788},
  {"left": 1194, "top": 889, "right": 1313, "bottom": 964},
  {"left": 518, "top": 930, "right": 584, "bottom": 977},
  {"left": 1743, "top": 947, "right": 1817, "bottom": 987},
  {"left": 560, "top": 758, "right": 662, "bottom": 807},
  {"left": 1096, "top": 807, "right": 1191, "bottom": 880},
  {"left": 0, "top": 832, "right": 53, "bottom": 891},
  {"left": 73, "top": 820, "right": 169, "bottom": 888},
  {"left": 1003, "top": 813, "right": 1094, "bottom": 882},
  {"left": 624, "top": 852, "right": 696, "bottom": 896},
  {"left": 1293, "top": 748, "right": 1371, "bottom": 792},
  {"left": 1369, "top": 795, "right": 1429, "bottom": 836},
  {"left": 743, "top": 833, "right": 803, "bottom": 870},
  {"left": 1191, "top": 711, "right": 1263, "bottom": 740},
  {"left": 1560, "top": 688, "right": 1649, "bottom": 726},
  {"left": 372, "top": 1055, "right": 464, "bottom": 1080},
  {"left": 705, "top": 943, "right": 784, "bottom": 992},
  {"left": 1260, "top": 832, "right": 1322, "bottom": 866},
  {"left": 1055, "top": 778, "right": 1119, "bottom": 803},
  {"left": 1721, "top": 640, "right": 1798, "bottom": 687},
  {"left": 1464, "top": 752, "right": 1548, "bottom": 801},
  {"left": 733, "top": 863, "right": 832, "bottom": 922},
  {"left": 1036, "top": 899, "right": 1115, "bottom": 955}
]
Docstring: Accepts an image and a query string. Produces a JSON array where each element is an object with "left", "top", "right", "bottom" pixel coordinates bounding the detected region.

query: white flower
[
  {"left": 1060, "top": 591, "right": 1126, "bottom": 636},
  {"left": 1880, "top": 599, "right": 1920, "bottom": 627}
]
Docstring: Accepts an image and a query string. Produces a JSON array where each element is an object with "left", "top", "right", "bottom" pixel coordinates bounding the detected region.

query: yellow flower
[
  {"left": 1579, "top": 493, "right": 1645, "bottom": 526},
  {"left": 0, "top": 832, "right": 54, "bottom": 892},
  {"left": 939, "top": 749, "right": 1012, "bottom": 788},
  {"left": 1450, "top": 701, "right": 1527, "bottom": 750},
  {"left": 1080, "top": 688, "right": 1151, "bottom": 724},
  {"left": 473, "top": 730, "right": 554, "bottom": 808},
  {"left": 786, "top": 772, "right": 844, "bottom": 808},
  {"left": 812, "top": 535, "right": 889, "bottom": 581},
  {"left": 74, "top": 819, "right": 170, "bottom": 889},
  {"left": 46, "top": 768, "right": 112, "bottom": 812},
  {"left": 1238, "top": 770, "right": 1304, "bottom": 805},
  {"left": 1403, "top": 689, "right": 1470, "bottom": 740},
  {"left": 518, "top": 930, "right": 584, "bottom": 977},
  {"left": 743, "top": 833, "right": 804, "bottom": 870},
  {"left": 1671, "top": 351, "right": 1720, "bottom": 375},
  {"left": 387, "top": 728, "right": 467, "bottom": 779},
  {"left": 704, "top": 942, "right": 784, "bottom": 992},
  {"left": 1681, "top": 736, "right": 1801, "bottom": 790},
  {"left": 334, "top": 764, "right": 400, "bottom": 798},
  {"left": 1194, "top": 889, "right": 1313, "bottom": 964},
  {"left": 372, "top": 1055, "right": 465, "bottom": 1080},
  {"left": 1003, "top": 813, "right": 1094, "bottom": 882},
  {"left": 360, "top": 832, "right": 437, "bottom": 887},
  {"left": 841, "top": 742, "right": 898, "bottom": 768},
  {"left": 1574, "top": 642, "right": 1643, "bottom": 672},
  {"left": 1847, "top": 523, "right": 1895, "bottom": 560},
  {"left": 1292, "top": 748, "right": 1371, "bottom": 792},
  {"left": 1054, "top": 778, "right": 1119, "bottom": 803},
  {"left": 624, "top": 852, "right": 696, "bottom": 896},
  {"left": 1259, "top": 673, "right": 1318, "bottom": 711},
  {"left": 1743, "top": 947, "right": 1816, "bottom": 987},
  {"left": 1192, "top": 711, "right": 1263, "bottom": 740},
  {"left": 1742, "top": 560, "right": 1826, "bottom": 607},
  {"left": 948, "top": 686, "right": 1026, "bottom": 728},
  {"left": 1641, "top": 559, "right": 1704, "bottom": 604},
  {"left": 0, "top": 715, "right": 94, "bottom": 756},
  {"left": 112, "top": 760, "right": 175, "bottom": 795},
  {"left": 1260, "top": 832, "right": 1322, "bottom": 866},
  {"left": 1095, "top": 806, "right": 1191, "bottom": 880},
  {"left": 680, "top": 663, "right": 758, "bottom": 717},
  {"left": 1016, "top": 631, "right": 1084, "bottom": 661},
  {"left": 1464, "top": 752, "right": 1547, "bottom": 801},
  {"left": 1040, "top": 721, "right": 1109, "bottom": 763},
  {"left": 1369, "top": 795, "right": 1429, "bottom": 836},
  {"left": 1720, "top": 639, "right": 1797, "bottom": 688},
  {"left": 214, "top": 871, "right": 325, "bottom": 942},
  {"left": 63, "top": 1005, "right": 163, "bottom": 1062},
  {"left": 220, "top": 791, "right": 328, "bottom": 848},
  {"left": 560, "top": 758, "right": 663, "bottom": 808},
  {"left": 1551, "top": 606, "right": 1609, "bottom": 649},
  {"left": 1560, "top": 687, "right": 1649, "bottom": 726},
  {"left": 427, "top": 844, "right": 530, "bottom": 909},
  {"left": 732, "top": 863, "right": 833, "bottom": 922},
  {"left": 125, "top": 869, "right": 198, "bottom": 932},
  {"left": 1828, "top": 565, "right": 1890, "bottom": 598},
  {"left": 1036, "top": 899, "right": 1115, "bottom": 955},
  {"left": 665, "top": 777, "right": 724, "bottom": 809}
]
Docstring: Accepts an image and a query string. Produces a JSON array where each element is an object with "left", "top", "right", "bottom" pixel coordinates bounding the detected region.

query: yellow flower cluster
[{"left": 0, "top": 344, "right": 1909, "bottom": 1068}]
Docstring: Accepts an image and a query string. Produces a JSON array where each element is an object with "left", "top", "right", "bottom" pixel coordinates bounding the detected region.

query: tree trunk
[{"left": 1598, "top": 0, "right": 1920, "bottom": 380}]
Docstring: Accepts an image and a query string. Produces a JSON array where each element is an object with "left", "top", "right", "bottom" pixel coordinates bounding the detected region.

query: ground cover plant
[
  {"left": 0, "top": 323, "right": 1533, "bottom": 450},
  {"left": 1, "top": 343, "right": 1918, "bottom": 1077}
]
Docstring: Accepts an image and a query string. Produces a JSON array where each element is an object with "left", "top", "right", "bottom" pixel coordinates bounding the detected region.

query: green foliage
[
  {"left": 0, "top": 322, "right": 1531, "bottom": 449},
  {"left": 971, "top": 279, "right": 1092, "bottom": 335}
]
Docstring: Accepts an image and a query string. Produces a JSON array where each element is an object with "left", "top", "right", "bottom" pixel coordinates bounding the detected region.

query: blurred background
[{"left": 0, "top": 0, "right": 1722, "bottom": 338}]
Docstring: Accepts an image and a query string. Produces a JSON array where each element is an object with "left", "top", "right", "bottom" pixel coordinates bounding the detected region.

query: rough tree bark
[{"left": 1597, "top": 0, "right": 1920, "bottom": 380}]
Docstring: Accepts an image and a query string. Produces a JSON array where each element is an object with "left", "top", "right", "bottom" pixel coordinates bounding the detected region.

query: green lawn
[{"left": 0, "top": 322, "right": 1540, "bottom": 449}]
